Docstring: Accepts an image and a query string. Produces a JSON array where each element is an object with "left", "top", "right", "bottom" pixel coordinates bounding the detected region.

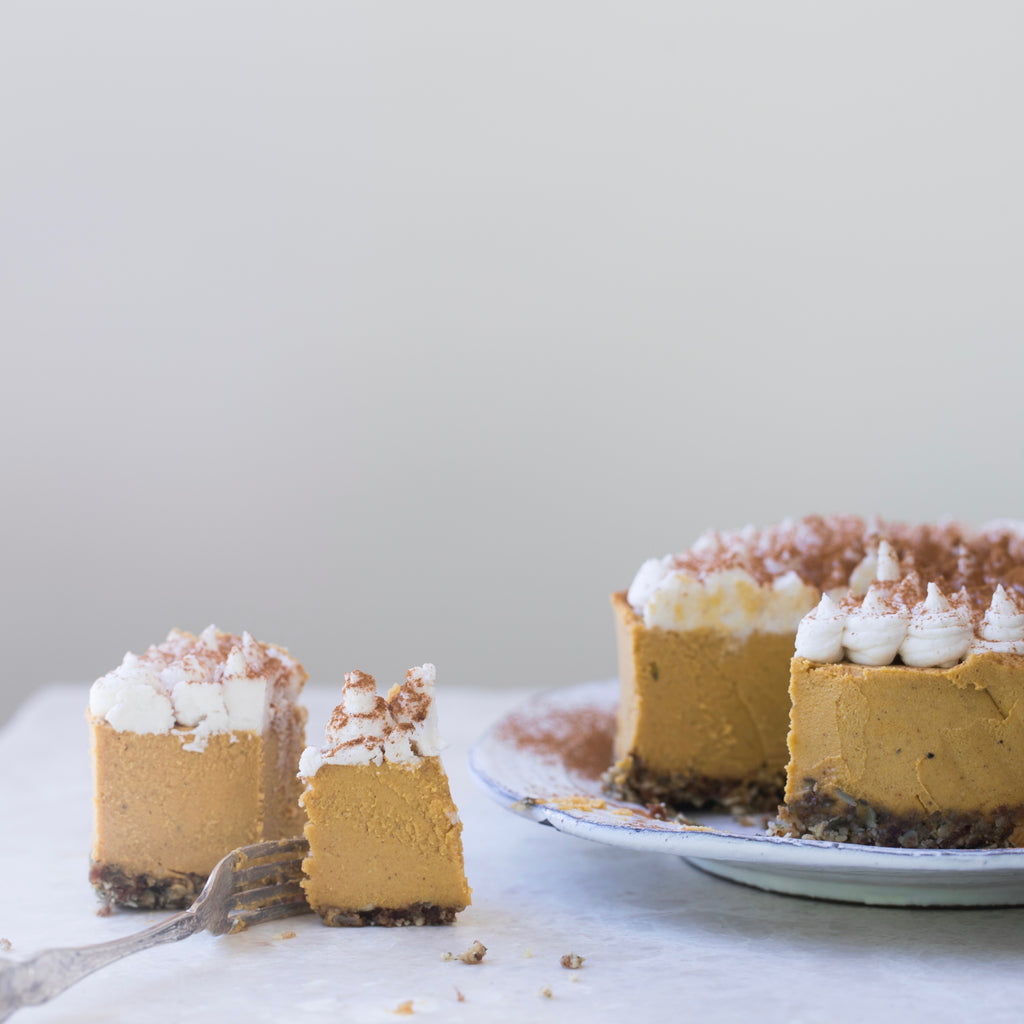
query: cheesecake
[
  {"left": 774, "top": 526, "right": 1024, "bottom": 848},
  {"left": 88, "top": 626, "right": 307, "bottom": 908},
  {"left": 608, "top": 516, "right": 874, "bottom": 810},
  {"left": 610, "top": 516, "right": 1024, "bottom": 838},
  {"left": 299, "top": 665, "right": 471, "bottom": 926}
]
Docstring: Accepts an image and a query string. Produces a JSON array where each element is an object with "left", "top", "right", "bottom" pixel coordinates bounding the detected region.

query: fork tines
[{"left": 227, "top": 837, "right": 310, "bottom": 929}]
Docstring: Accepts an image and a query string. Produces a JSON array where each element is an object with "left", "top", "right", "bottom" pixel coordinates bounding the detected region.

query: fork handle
[{"left": 0, "top": 910, "right": 202, "bottom": 1021}]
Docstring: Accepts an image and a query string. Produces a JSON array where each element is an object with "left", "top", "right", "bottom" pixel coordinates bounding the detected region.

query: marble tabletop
[{"left": 3, "top": 684, "right": 1024, "bottom": 1024}]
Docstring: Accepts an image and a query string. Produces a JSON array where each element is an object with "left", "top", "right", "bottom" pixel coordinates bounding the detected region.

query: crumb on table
[
  {"left": 443, "top": 939, "right": 487, "bottom": 964},
  {"left": 395, "top": 999, "right": 414, "bottom": 1015},
  {"left": 560, "top": 952, "right": 585, "bottom": 969},
  {"left": 0, "top": 939, "right": 11, "bottom": 953},
  {"left": 539, "top": 985, "right": 553, "bottom": 999}
]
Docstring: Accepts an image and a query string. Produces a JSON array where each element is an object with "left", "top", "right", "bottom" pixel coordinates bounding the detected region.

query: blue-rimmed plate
[{"left": 468, "top": 679, "right": 1024, "bottom": 906}]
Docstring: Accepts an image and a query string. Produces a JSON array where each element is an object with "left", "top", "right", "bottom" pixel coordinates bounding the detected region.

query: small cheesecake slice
[
  {"left": 88, "top": 626, "right": 307, "bottom": 908},
  {"left": 299, "top": 665, "right": 471, "bottom": 926}
]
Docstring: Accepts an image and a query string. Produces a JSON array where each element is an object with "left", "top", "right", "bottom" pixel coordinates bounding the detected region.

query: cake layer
[
  {"left": 609, "top": 592, "right": 791, "bottom": 810},
  {"left": 300, "top": 758, "right": 470, "bottom": 917},
  {"left": 91, "top": 723, "right": 265, "bottom": 878},
  {"left": 90, "top": 704, "right": 308, "bottom": 906},
  {"left": 262, "top": 705, "right": 308, "bottom": 841},
  {"left": 774, "top": 654, "right": 1024, "bottom": 848}
]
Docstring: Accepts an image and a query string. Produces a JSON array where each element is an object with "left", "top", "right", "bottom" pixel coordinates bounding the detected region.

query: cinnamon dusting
[
  {"left": 495, "top": 707, "right": 614, "bottom": 782},
  {"left": 664, "top": 517, "right": 1024, "bottom": 625}
]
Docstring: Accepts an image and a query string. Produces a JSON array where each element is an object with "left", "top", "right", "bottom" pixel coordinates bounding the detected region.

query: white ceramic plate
[{"left": 468, "top": 679, "right": 1024, "bottom": 907}]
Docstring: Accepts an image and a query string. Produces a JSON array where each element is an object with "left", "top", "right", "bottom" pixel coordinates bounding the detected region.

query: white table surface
[{"left": 4, "top": 684, "right": 1024, "bottom": 1024}]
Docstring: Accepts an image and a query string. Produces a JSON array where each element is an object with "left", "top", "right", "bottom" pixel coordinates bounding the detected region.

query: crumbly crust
[
  {"left": 89, "top": 861, "right": 207, "bottom": 910},
  {"left": 771, "top": 785, "right": 1024, "bottom": 849},
  {"left": 314, "top": 902, "right": 463, "bottom": 927},
  {"left": 603, "top": 755, "right": 784, "bottom": 813}
]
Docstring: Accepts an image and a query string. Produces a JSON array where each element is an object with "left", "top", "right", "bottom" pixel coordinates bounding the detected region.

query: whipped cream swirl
[
  {"left": 979, "top": 585, "right": 1024, "bottom": 645},
  {"left": 841, "top": 585, "right": 910, "bottom": 666},
  {"left": 875, "top": 540, "right": 902, "bottom": 582},
  {"left": 898, "top": 583, "right": 972, "bottom": 668},
  {"left": 794, "top": 594, "right": 846, "bottom": 662}
]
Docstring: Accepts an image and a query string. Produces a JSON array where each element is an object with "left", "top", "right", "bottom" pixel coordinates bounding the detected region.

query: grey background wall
[{"left": 3, "top": 3, "right": 1023, "bottom": 725}]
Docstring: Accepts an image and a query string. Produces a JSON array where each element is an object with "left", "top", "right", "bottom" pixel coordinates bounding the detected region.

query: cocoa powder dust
[{"left": 494, "top": 706, "right": 615, "bottom": 782}]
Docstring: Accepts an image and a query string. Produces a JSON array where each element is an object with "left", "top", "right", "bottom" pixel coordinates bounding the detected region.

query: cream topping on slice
[
  {"left": 299, "top": 663, "right": 445, "bottom": 776},
  {"left": 88, "top": 626, "right": 306, "bottom": 750}
]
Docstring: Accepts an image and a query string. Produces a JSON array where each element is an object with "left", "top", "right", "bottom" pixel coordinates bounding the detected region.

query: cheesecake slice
[
  {"left": 774, "top": 527, "right": 1024, "bottom": 848},
  {"left": 88, "top": 626, "right": 307, "bottom": 908},
  {"left": 299, "top": 665, "right": 471, "bottom": 926}
]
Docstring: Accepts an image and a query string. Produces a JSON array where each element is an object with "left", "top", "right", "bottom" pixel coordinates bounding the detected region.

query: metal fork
[{"left": 0, "top": 837, "right": 310, "bottom": 1022}]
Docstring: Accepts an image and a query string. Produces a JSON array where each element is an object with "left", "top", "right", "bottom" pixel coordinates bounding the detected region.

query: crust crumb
[
  {"left": 539, "top": 985, "right": 553, "bottom": 999},
  {"left": 277, "top": 931, "right": 297, "bottom": 940},
  {"left": 560, "top": 952, "right": 585, "bottom": 969},
  {"left": 444, "top": 939, "right": 487, "bottom": 964},
  {"left": 455, "top": 988, "right": 465, "bottom": 1002},
  {"left": 394, "top": 999, "right": 414, "bottom": 1015}
]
